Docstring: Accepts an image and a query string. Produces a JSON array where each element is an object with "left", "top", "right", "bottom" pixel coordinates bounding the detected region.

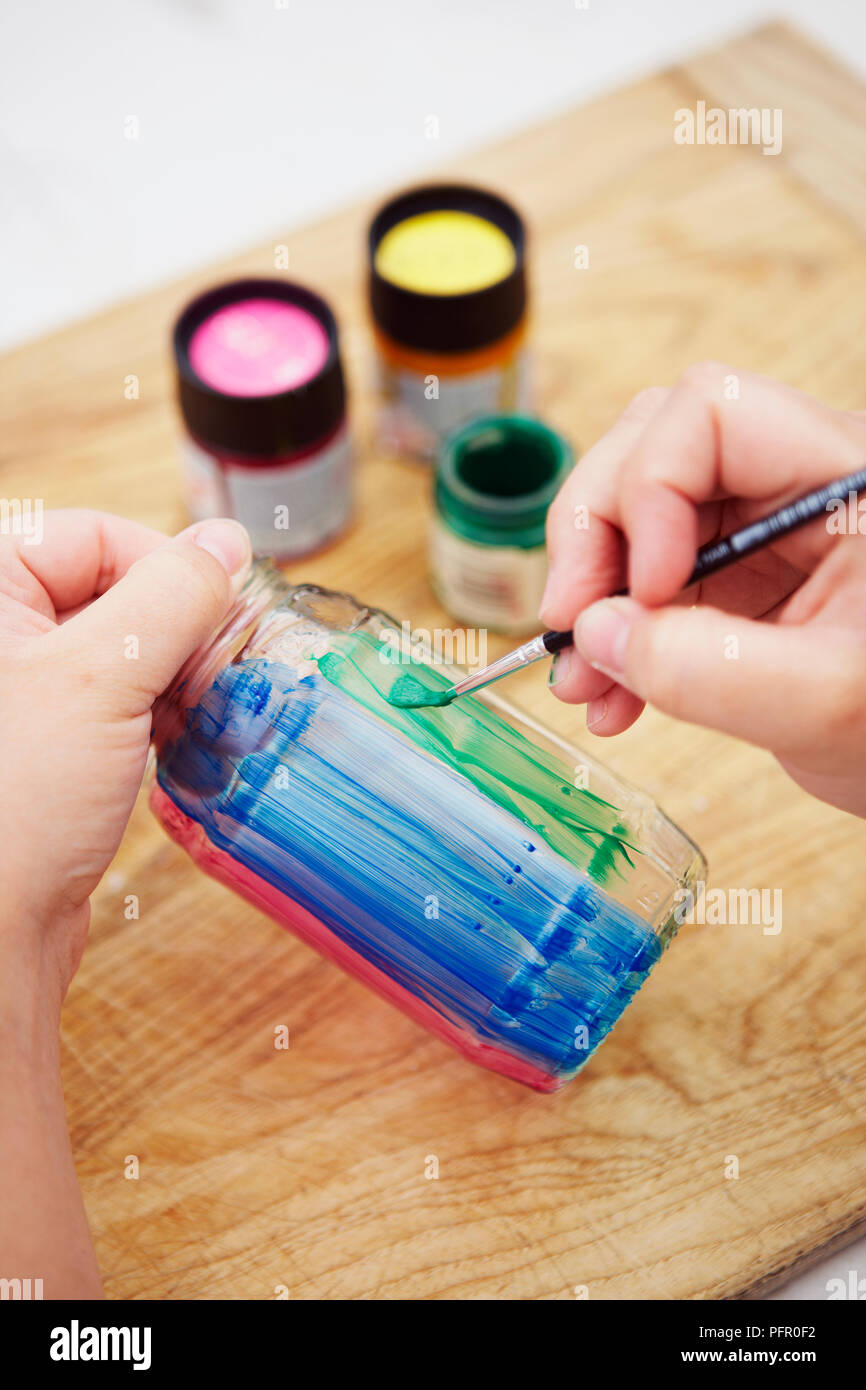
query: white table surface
[{"left": 1, "top": 0, "right": 864, "bottom": 1302}]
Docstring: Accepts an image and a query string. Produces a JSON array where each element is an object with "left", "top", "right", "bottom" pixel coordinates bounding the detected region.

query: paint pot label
[
  {"left": 180, "top": 428, "right": 353, "bottom": 558},
  {"left": 430, "top": 517, "right": 548, "bottom": 634},
  {"left": 377, "top": 351, "right": 530, "bottom": 459}
]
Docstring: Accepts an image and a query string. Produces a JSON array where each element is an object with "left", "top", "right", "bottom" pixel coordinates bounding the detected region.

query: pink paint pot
[{"left": 174, "top": 279, "right": 354, "bottom": 558}]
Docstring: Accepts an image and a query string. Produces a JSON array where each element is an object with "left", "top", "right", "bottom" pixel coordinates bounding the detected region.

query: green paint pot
[{"left": 431, "top": 414, "right": 574, "bottom": 634}]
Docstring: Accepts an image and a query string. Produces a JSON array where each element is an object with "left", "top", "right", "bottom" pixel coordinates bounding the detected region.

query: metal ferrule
[{"left": 449, "top": 633, "right": 550, "bottom": 699}]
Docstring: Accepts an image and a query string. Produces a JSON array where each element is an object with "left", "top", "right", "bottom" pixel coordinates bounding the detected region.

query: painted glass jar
[{"left": 150, "top": 562, "right": 705, "bottom": 1092}]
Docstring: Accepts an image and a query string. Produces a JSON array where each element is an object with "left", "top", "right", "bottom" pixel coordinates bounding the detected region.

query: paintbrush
[{"left": 390, "top": 465, "right": 866, "bottom": 709}]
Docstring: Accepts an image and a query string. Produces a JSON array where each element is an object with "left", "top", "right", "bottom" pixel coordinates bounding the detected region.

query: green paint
[
  {"left": 316, "top": 631, "right": 634, "bottom": 883},
  {"left": 388, "top": 672, "right": 455, "bottom": 709}
]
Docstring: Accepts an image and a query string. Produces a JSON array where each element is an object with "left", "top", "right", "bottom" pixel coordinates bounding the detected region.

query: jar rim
[
  {"left": 435, "top": 415, "right": 573, "bottom": 541},
  {"left": 368, "top": 182, "right": 527, "bottom": 354},
  {"left": 173, "top": 277, "right": 346, "bottom": 458}
]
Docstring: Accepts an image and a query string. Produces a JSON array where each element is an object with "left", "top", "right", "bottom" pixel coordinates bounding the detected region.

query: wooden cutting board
[{"left": 3, "top": 22, "right": 866, "bottom": 1300}]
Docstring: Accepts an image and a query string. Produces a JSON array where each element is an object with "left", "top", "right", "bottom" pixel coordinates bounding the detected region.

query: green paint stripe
[{"left": 316, "top": 631, "right": 636, "bottom": 883}]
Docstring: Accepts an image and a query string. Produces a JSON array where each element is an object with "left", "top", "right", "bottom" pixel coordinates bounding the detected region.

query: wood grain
[{"left": 2, "top": 22, "right": 866, "bottom": 1299}]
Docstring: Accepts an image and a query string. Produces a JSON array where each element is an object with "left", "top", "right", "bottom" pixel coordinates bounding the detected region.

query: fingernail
[
  {"left": 189, "top": 519, "right": 250, "bottom": 576},
  {"left": 574, "top": 598, "right": 636, "bottom": 680},
  {"left": 586, "top": 697, "right": 608, "bottom": 730},
  {"left": 548, "top": 649, "right": 574, "bottom": 687}
]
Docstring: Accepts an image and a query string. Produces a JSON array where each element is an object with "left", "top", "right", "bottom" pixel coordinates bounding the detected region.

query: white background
[{"left": 1, "top": 0, "right": 865, "bottom": 1300}]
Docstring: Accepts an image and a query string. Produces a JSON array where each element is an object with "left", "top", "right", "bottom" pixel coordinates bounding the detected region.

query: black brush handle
[
  {"left": 540, "top": 465, "right": 866, "bottom": 655},
  {"left": 541, "top": 629, "right": 574, "bottom": 655}
]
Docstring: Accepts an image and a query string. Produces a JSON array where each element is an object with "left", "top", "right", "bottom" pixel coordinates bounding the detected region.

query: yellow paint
[{"left": 375, "top": 211, "right": 516, "bottom": 296}]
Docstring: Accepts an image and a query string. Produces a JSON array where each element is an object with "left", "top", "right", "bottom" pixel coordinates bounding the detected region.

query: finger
[
  {"left": 50, "top": 519, "right": 252, "bottom": 717},
  {"left": 683, "top": 509, "right": 806, "bottom": 619},
  {"left": 777, "top": 528, "right": 866, "bottom": 630},
  {"left": 585, "top": 684, "right": 645, "bottom": 737},
  {"left": 547, "top": 644, "right": 614, "bottom": 705},
  {"left": 621, "top": 362, "right": 866, "bottom": 606},
  {"left": 574, "top": 594, "right": 862, "bottom": 754},
  {"left": 539, "top": 386, "right": 671, "bottom": 630},
  {"left": 0, "top": 509, "right": 169, "bottom": 623}
]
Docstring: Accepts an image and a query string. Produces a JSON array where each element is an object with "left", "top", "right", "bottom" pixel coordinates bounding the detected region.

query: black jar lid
[
  {"left": 174, "top": 278, "right": 346, "bottom": 459},
  {"left": 368, "top": 183, "right": 527, "bottom": 356}
]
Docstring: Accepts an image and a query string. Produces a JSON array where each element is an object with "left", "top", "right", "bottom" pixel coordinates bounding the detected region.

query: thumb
[
  {"left": 54, "top": 519, "right": 252, "bottom": 716},
  {"left": 574, "top": 595, "right": 858, "bottom": 754}
]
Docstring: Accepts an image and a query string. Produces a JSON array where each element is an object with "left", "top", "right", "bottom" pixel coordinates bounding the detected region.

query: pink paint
[
  {"left": 150, "top": 782, "right": 560, "bottom": 1092},
  {"left": 189, "top": 297, "right": 330, "bottom": 398}
]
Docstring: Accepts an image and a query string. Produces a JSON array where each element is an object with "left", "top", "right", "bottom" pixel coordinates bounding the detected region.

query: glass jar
[{"left": 151, "top": 562, "right": 705, "bottom": 1092}]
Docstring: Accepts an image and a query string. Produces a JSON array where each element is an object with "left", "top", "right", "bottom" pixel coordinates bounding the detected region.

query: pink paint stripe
[{"left": 150, "top": 783, "right": 561, "bottom": 1092}]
